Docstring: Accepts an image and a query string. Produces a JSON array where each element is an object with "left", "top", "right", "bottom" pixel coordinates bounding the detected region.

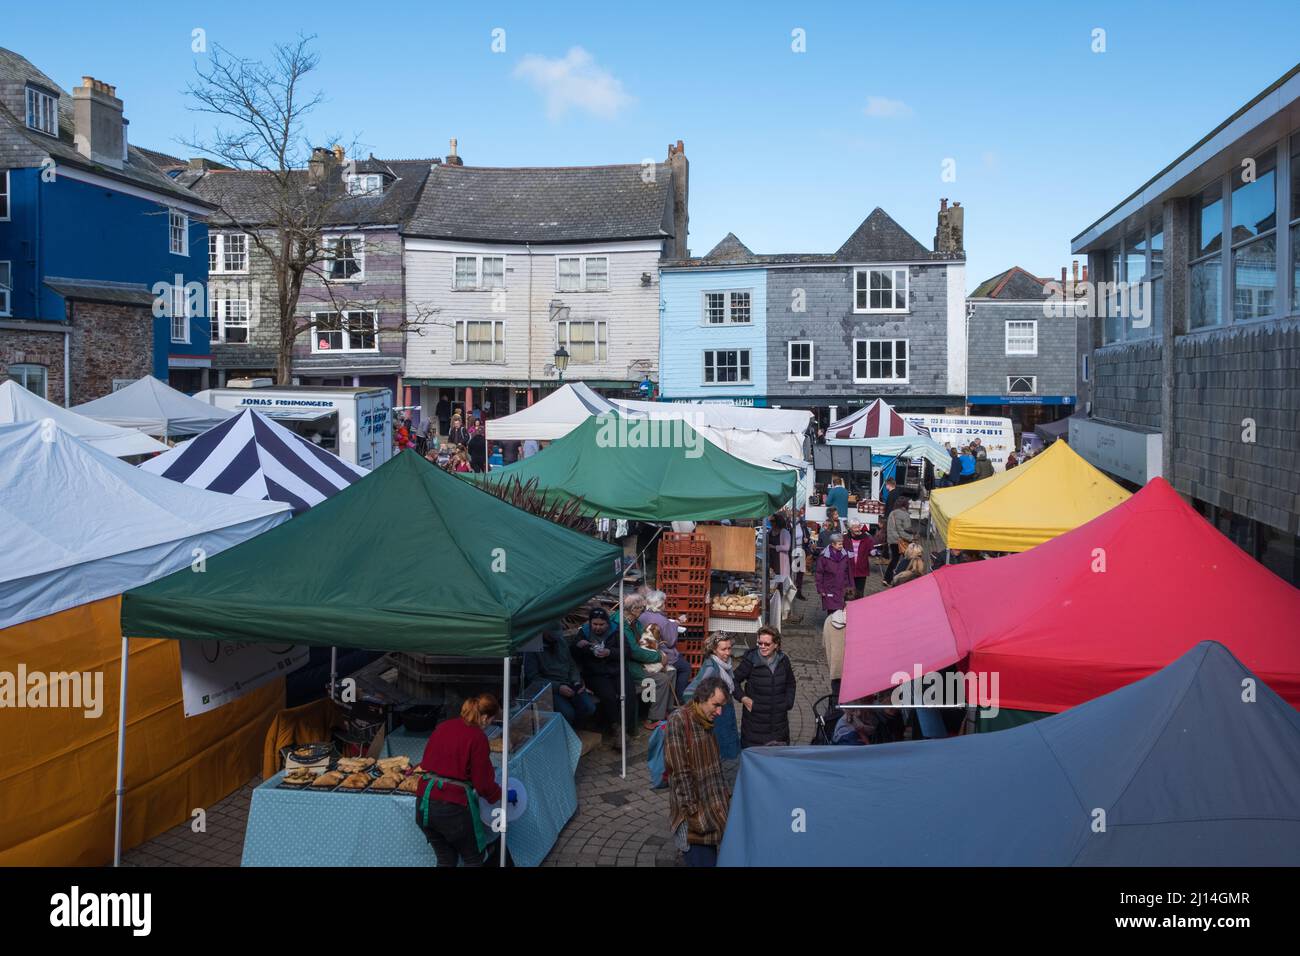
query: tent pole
[
  {"left": 499, "top": 654, "right": 510, "bottom": 867},
  {"left": 329, "top": 647, "right": 338, "bottom": 701},
  {"left": 619, "top": 571, "right": 627, "bottom": 779},
  {"left": 113, "top": 635, "right": 130, "bottom": 867}
]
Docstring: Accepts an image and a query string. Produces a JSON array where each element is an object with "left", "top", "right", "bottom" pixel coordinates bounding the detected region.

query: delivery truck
[{"left": 193, "top": 381, "right": 393, "bottom": 469}]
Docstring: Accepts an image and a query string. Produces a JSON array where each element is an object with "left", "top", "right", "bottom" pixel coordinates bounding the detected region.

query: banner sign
[{"left": 180, "top": 640, "right": 309, "bottom": 717}]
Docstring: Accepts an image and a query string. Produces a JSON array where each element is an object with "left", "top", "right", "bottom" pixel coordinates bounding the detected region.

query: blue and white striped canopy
[{"left": 139, "top": 409, "right": 368, "bottom": 513}]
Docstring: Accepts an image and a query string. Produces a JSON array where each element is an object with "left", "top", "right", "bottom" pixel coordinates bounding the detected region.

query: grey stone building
[
  {"left": 1071, "top": 63, "right": 1300, "bottom": 585},
  {"left": 660, "top": 201, "right": 967, "bottom": 427},
  {"left": 966, "top": 266, "right": 1078, "bottom": 436},
  {"left": 179, "top": 149, "right": 434, "bottom": 398}
]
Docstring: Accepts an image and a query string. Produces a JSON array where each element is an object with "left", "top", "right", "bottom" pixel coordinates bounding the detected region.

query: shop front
[{"left": 967, "top": 394, "right": 1077, "bottom": 442}]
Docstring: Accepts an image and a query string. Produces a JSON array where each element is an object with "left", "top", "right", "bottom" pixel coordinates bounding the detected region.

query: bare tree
[{"left": 182, "top": 36, "right": 436, "bottom": 383}]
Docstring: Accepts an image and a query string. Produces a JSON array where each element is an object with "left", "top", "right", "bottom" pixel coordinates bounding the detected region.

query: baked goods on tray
[
  {"left": 336, "top": 757, "right": 376, "bottom": 773},
  {"left": 369, "top": 773, "right": 403, "bottom": 791},
  {"left": 311, "top": 770, "right": 345, "bottom": 789},
  {"left": 282, "top": 768, "right": 315, "bottom": 786},
  {"left": 377, "top": 756, "right": 410, "bottom": 773},
  {"left": 339, "top": 772, "right": 371, "bottom": 790},
  {"left": 397, "top": 774, "right": 421, "bottom": 793}
]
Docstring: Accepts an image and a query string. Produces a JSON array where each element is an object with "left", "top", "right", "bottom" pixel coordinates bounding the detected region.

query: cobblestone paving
[{"left": 122, "top": 580, "right": 878, "bottom": 867}]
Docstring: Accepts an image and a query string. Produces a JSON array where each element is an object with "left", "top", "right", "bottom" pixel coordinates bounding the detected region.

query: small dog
[{"left": 638, "top": 623, "right": 668, "bottom": 673}]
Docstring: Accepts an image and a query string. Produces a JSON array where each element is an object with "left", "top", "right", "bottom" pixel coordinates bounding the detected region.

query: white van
[
  {"left": 902, "top": 413, "right": 1016, "bottom": 471},
  {"left": 194, "top": 382, "right": 393, "bottom": 469}
]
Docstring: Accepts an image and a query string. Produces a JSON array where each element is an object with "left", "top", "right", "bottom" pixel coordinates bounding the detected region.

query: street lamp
[{"left": 553, "top": 346, "right": 570, "bottom": 385}]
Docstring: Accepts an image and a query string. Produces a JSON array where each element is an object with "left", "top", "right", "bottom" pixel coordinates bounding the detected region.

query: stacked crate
[{"left": 657, "top": 533, "right": 711, "bottom": 651}]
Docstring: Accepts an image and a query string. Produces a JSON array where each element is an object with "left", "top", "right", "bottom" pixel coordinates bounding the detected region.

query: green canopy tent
[
  {"left": 475, "top": 412, "right": 798, "bottom": 520},
  {"left": 474, "top": 412, "right": 798, "bottom": 775},
  {"left": 121, "top": 450, "right": 623, "bottom": 865}
]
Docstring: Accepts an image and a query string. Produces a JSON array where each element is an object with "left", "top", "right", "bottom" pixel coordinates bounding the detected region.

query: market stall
[
  {"left": 928, "top": 439, "right": 1130, "bottom": 553},
  {"left": 484, "top": 382, "right": 627, "bottom": 441},
  {"left": 139, "top": 408, "right": 368, "bottom": 513},
  {"left": 838, "top": 477, "right": 1300, "bottom": 722},
  {"left": 0, "top": 421, "right": 291, "bottom": 866},
  {"left": 720, "top": 642, "right": 1300, "bottom": 866},
  {"left": 122, "top": 450, "right": 624, "bottom": 866},
  {"left": 0, "top": 379, "right": 167, "bottom": 458},
  {"left": 72, "top": 374, "right": 234, "bottom": 439}
]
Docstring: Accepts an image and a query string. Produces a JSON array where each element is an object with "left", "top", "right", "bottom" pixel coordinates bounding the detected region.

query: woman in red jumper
[{"left": 416, "top": 693, "right": 504, "bottom": 867}]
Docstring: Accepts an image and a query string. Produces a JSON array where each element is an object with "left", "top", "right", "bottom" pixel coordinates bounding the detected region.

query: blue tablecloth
[{"left": 242, "top": 712, "right": 582, "bottom": 867}]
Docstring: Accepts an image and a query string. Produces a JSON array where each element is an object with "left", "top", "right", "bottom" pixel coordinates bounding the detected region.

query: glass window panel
[
  {"left": 454, "top": 257, "right": 477, "bottom": 289},
  {"left": 225, "top": 234, "right": 247, "bottom": 272},
  {"left": 1194, "top": 181, "right": 1223, "bottom": 258},
  {"left": 584, "top": 257, "right": 608, "bottom": 291},
  {"left": 481, "top": 257, "right": 504, "bottom": 290},
  {"left": 315, "top": 313, "right": 343, "bottom": 351},
  {"left": 705, "top": 292, "right": 726, "bottom": 323},
  {"left": 558, "top": 258, "right": 581, "bottom": 292},
  {"left": 224, "top": 300, "right": 250, "bottom": 344},
  {"left": 730, "top": 291, "right": 751, "bottom": 323},
  {"left": 1232, "top": 234, "right": 1276, "bottom": 322},
  {"left": 854, "top": 271, "right": 868, "bottom": 310},
  {"left": 1231, "top": 162, "right": 1276, "bottom": 243},
  {"left": 209, "top": 235, "right": 220, "bottom": 273},
  {"left": 1125, "top": 228, "right": 1147, "bottom": 284},
  {"left": 1292, "top": 136, "right": 1300, "bottom": 221},
  {"left": 1292, "top": 223, "right": 1300, "bottom": 308},
  {"left": 1189, "top": 256, "right": 1222, "bottom": 329},
  {"left": 1149, "top": 216, "right": 1164, "bottom": 275},
  {"left": 346, "top": 312, "right": 377, "bottom": 350}
]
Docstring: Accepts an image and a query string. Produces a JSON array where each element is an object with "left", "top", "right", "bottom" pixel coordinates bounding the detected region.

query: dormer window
[
  {"left": 346, "top": 174, "right": 384, "bottom": 196},
  {"left": 25, "top": 86, "right": 57, "bottom": 136}
]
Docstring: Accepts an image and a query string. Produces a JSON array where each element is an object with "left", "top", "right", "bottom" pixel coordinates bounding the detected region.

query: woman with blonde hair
[
  {"left": 639, "top": 589, "right": 691, "bottom": 701},
  {"left": 415, "top": 693, "right": 506, "bottom": 867},
  {"left": 683, "top": 632, "right": 740, "bottom": 759}
]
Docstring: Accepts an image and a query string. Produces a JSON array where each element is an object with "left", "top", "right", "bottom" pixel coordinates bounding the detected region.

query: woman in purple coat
[
  {"left": 815, "top": 532, "right": 855, "bottom": 620},
  {"left": 640, "top": 589, "right": 692, "bottom": 702}
]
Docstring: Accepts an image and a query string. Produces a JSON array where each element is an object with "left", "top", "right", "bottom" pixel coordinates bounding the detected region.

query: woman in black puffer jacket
[{"left": 734, "top": 626, "right": 797, "bottom": 748}]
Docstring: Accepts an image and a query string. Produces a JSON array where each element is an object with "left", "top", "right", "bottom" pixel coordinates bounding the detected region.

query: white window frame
[
  {"left": 702, "top": 349, "right": 752, "bottom": 385},
  {"left": 453, "top": 319, "right": 506, "bottom": 364},
  {"left": 1004, "top": 320, "right": 1038, "bottom": 356},
  {"left": 0, "top": 170, "right": 9, "bottom": 221},
  {"left": 853, "top": 267, "right": 909, "bottom": 313},
  {"left": 1008, "top": 375, "right": 1037, "bottom": 395},
  {"left": 168, "top": 209, "right": 189, "bottom": 256},
  {"left": 208, "top": 233, "right": 248, "bottom": 274},
  {"left": 701, "top": 288, "right": 753, "bottom": 325},
  {"left": 25, "top": 87, "right": 57, "bottom": 137},
  {"left": 853, "top": 338, "right": 909, "bottom": 384},
  {"left": 346, "top": 173, "right": 383, "bottom": 196},
  {"left": 556, "top": 319, "right": 608, "bottom": 364},
  {"left": 7, "top": 363, "right": 47, "bottom": 398},
  {"left": 211, "top": 298, "right": 251, "bottom": 345},
  {"left": 323, "top": 234, "right": 365, "bottom": 282},
  {"left": 0, "top": 261, "right": 10, "bottom": 316},
  {"left": 787, "top": 340, "right": 813, "bottom": 381},
  {"left": 310, "top": 310, "right": 379, "bottom": 353},
  {"left": 453, "top": 255, "right": 505, "bottom": 291},
  {"left": 170, "top": 285, "right": 190, "bottom": 343},
  {"left": 555, "top": 256, "right": 610, "bottom": 292}
]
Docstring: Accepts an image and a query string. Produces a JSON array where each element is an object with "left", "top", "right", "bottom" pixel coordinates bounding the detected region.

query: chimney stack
[
  {"left": 445, "top": 137, "right": 463, "bottom": 167},
  {"left": 331, "top": 143, "right": 345, "bottom": 163},
  {"left": 73, "top": 76, "right": 125, "bottom": 169},
  {"left": 667, "top": 140, "right": 689, "bottom": 259},
  {"left": 308, "top": 146, "right": 337, "bottom": 185},
  {"left": 934, "top": 197, "right": 964, "bottom": 255}
]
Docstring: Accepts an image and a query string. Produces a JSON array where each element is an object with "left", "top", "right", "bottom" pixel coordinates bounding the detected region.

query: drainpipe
[
  {"left": 64, "top": 329, "right": 70, "bottom": 407},
  {"left": 526, "top": 242, "right": 534, "bottom": 399}
]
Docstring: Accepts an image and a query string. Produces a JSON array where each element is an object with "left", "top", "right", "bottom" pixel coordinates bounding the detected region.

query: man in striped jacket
[{"left": 664, "top": 675, "right": 732, "bottom": 867}]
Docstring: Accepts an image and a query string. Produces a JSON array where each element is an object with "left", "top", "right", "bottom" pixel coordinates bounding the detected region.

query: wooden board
[{"left": 696, "top": 525, "right": 756, "bottom": 572}]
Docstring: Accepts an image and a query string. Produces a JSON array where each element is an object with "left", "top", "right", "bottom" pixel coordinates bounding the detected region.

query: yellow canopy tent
[{"left": 929, "top": 440, "right": 1131, "bottom": 552}]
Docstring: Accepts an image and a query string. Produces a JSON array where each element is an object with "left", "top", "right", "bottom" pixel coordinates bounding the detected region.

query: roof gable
[
  {"left": 704, "top": 232, "right": 754, "bottom": 260},
  {"left": 835, "top": 207, "right": 931, "bottom": 261},
  {"left": 971, "top": 266, "right": 1049, "bottom": 299}
]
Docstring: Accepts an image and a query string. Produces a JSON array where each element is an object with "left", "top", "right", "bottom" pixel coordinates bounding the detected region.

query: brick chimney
[
  {"left": 308, "top": 146, "right": 336, "bottom": 185},
  {"left": 667, "top": 139, "right": 689, "bottom": 259},
  {"left": 445, "top": 138, "right": 464, "bottom": 167},
  {"left": 72, "top": 76, "right": 125, "bottom": 169},
  {"left": 934, "top": 197, "right": 964, "bottom": 255}
]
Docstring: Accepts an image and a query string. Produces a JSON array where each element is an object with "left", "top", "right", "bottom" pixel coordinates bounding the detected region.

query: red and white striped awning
[{"left": 828, "top": 398, "right": 929, "bottom": 440}]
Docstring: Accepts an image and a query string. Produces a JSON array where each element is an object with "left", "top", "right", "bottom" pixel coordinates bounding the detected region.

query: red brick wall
[
  {"left": 0, "top": 327, "right": 69, "bottom": 405},
  {"left": 68, "top": 301, "right": 154, "bottom": 404}
]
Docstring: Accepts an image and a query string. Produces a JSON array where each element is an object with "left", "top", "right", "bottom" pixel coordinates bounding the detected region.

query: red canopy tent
[
  {"left": 840, "top": 477, "right": 1300, "bottom": 711},
  {"left": 828, "top": 398, "right": 928, "bottom": 440}
]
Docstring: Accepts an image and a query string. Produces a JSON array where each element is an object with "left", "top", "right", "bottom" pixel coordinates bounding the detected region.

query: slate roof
[
  {"left": 0, "top": 48, "right": 213, "bottom": 209},
  {"left": 663, "top": 207, "right": 958, "bottom": 268},
  {"left": 135, "top": 146, "right": 187, "bottom": 175},
  {"left": 43, "top": 277, "right": 156, "bottom": 307},
  {"left": 403, "top": 163, "right": 675, "bottom": 243},
  {"left": 970, "top": 266, "right": 1050, "bottom": 299},
  {"left": 184, "top": 159, "right": 436, "bottom": 229}
]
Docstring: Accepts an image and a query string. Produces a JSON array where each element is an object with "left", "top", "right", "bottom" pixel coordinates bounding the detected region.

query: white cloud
[
  {"left": 514, "top": 47, "right": 634, "bottom": 120},
  {"left": 863, "top": 96, "right": 913, "bottom": 118}
]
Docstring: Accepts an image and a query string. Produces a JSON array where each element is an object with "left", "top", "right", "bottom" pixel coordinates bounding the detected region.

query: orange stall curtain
[{"left": 0, "top": 595, "right": 283, "bottom": 866}]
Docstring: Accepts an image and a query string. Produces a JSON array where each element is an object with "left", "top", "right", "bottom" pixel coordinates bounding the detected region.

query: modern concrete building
[{"left": 1070, "top": 63, "right": 1300, "bottom": 584}]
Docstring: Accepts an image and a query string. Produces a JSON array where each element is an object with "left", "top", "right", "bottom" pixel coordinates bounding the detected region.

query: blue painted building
[
  {"left": 658, "top": 235, "right": 768, "bottom": 405},
  {"left": 0, "top": 48, "right": 214, "bottom": 403}
]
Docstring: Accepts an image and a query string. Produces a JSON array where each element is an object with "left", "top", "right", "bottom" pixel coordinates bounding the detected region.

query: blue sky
[{"left": 9, "top": 0, "right": 1300, "bottom": 288}]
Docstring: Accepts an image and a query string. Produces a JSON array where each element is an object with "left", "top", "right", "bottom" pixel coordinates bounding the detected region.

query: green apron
[{"left": 417, "top": 773, "right": 492, "bottom": 853}]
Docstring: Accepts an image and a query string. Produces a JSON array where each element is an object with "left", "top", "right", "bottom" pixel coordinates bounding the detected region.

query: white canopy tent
[
  {"left": 484, "top": 382, "right": 621, "bottom": 441},
  {"left": 0, "top": 380, "right": 167, "bottom": 458},
  {"left": 73, "top": 376, "right": 235, "bottom": 438},
  {"left": 612, "top": 399, "right": 810, "bottom": 467},
  {"left": 0, "top": 420, "right": 291, "bottom": 630}
]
